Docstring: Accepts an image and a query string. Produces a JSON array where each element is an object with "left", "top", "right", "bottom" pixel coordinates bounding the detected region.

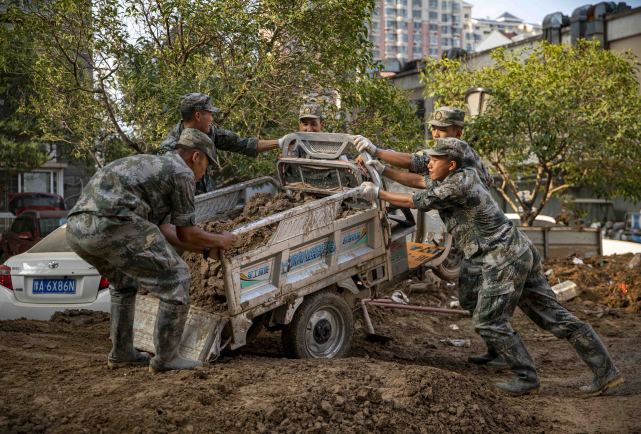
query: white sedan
[{"left": 0, "top": 225, "right": 111, "bottom": 320}]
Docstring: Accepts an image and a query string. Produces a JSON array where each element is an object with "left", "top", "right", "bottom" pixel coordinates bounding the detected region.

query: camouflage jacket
[
  {"left": 412, "top": 167, "right": 530, "bottom": 267},
  {"left": 160, "top": 121, "right": 258, "bottom": 159},
  {"left": 69, "top": 153, "right": 196, "bottom": 227},
  {"left": 409, "top": 140, "right": 493, "bottom": 187},
  {"left": 160, "top": 121, "right": 259, "bottom": 194}
]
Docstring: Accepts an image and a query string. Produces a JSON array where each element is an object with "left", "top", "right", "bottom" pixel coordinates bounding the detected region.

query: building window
[
  {"left": 429, "top": 23, "right": 438, "bottom": 30},
  {"left": 413, "top": 21, "right": 422, "bottom": 30},
  {"left": 429, "top": 11, "right": 438, "bottom": 19},
  {"left": 429, "top": 0, "right": 438, "bottom": 8},
  {"left": 413, "top": 0, "right": 422, "bottom": 6},
  {"left": 441, "top": 1, "right": 448, "bottom": 10},
  {"left": 21, "top": 172, "right": 53, "bottom": 193},
  {"left": 413, "top": 9, "right": 421, "bottom": 18},
  {"left": 441, "top": 25, "right": 450, "bottom": 34}
]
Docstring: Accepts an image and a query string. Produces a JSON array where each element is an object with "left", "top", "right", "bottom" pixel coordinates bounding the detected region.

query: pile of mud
[
  {"left": 545, "top": 253, "right": 641, "bottom": 313},
  {"left": 185, "top": 192, "right": 360, "bottom": 312}
]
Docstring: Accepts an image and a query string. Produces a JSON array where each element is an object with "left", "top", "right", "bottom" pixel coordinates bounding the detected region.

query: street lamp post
[{"left": 464, "top": 87, "right": 491, "bottom": 117}]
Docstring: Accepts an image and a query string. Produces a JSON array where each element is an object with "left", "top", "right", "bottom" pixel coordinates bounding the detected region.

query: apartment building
[
  {"left": 369, "top": 0, "right": 467, "bottom": 64},
  {"left": 369, "top": 0, "right": 541, "bottom": 65}
]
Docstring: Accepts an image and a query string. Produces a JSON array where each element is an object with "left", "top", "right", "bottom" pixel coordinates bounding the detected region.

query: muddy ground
[{"left": 1, "top": 256, "right": 640, "bottom": 433}]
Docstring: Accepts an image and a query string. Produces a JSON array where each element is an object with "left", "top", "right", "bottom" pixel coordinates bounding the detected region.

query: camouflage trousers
[
  {"left": 472, "top": 246, "right": 587, "bottom": 346},
  {"left": 66, "top": 213, "right": 191, "bottom": 305},
  {"left": 458, "top": 258, "right": 481, "bottom": 312}
]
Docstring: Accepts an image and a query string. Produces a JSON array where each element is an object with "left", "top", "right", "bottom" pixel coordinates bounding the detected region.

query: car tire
[{"left": 282, "top": 290, "right": 353, "bottom": 359}]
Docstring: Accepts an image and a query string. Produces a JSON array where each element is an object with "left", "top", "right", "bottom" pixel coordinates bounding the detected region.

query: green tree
[
  {"left": 422, "top": 40, "right": 641, "bottom": 226},
  {"left": 0, "top": 10, "right": 49, "bottom": 174},
  {"left": 7, "top": 0, "right": 421, "bottom": 177}
]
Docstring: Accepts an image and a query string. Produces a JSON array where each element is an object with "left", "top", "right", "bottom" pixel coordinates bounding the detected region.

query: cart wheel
[
  {"left": 433, "top": 248, "right": 462, "bottom": 282},
  {"left": 282, "top": 290, "right": 353, "bottom": 359}
]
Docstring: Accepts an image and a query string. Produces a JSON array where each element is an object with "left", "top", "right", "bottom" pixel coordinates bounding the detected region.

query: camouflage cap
[
  {"left": 180, "top": 93, "right": 220, "bottom": 114},
  {"left": 299, "top": 103, "right": 323, "bottom": 120},
  {"left": 177, "top": 128, "right": 216, "bottom": 164},
  {"left": 429, "top": 106, "right": 465, "bottom": 128},
  {"left": 426, "top": 137, "right": 465, "bottom": 162}
]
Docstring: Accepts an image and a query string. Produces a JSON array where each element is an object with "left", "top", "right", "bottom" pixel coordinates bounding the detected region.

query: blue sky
[{"left": 468, "top": 0, "right": 641, "bottom": 24}]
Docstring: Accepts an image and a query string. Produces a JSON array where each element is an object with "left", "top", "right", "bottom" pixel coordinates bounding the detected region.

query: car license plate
[{"left": 32, "top": 278, "right": 76, "bottom": 294}]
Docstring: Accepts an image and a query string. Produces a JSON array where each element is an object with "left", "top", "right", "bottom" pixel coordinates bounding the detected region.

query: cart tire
[
  {"left": 432, "top": 249, "right": 462, "bottom": 282},
  {"left": 282, "top": 290, "right": 353, "bottom": 359}
]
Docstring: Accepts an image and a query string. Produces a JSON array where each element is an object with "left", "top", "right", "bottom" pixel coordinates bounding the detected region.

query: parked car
[
  {"left": 0, "top": 210, "right": 68, "bottom": 260},
  {"left": 8, "top": 192, "right": 66, "bottom": 216},
  {"left": 0, "top": 225, "right": 111, "bottom": 320}
]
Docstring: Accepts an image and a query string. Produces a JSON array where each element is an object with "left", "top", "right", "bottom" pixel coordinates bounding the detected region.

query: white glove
[
  {"left": 278, "top": 136, "right": 286, "bottom": 149},
  {"left": 365, "top": 159, "right": 386, "bottom": 175},
  {"left": 359, "top": 182, "right": 380, "bottom": 202},
  {"left": 354, "top": 135, "right": 378, "bottom": 156}
]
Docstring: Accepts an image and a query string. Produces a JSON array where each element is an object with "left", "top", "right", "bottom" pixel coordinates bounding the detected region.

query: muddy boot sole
[
  {"left": 497, "top": 386, "right": 540, "bottom": 397},
  {"left": 107, "top": 352, "right": 151, "bottom": 369},
  {"left": 107, "top": 359, "right": 150, "bottom": 369},
  {"left": 581, "top": 375, "right": 624, "bottom": 398}
]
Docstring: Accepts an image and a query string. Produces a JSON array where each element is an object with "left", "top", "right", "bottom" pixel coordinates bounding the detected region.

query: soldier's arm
[
  {"left": 257, "top": 139, "right": 279, "bottom": 152},
  {"left": 175, "top": 225, "right": 237, "bottom": 251},
  {"left": 169, "top": 174, "right": 238, "bottom": 251},
  {"left": 412, "top": 172, "right": 469, "bottom": 212},
  {"left": 213, "top": 127, "right": 260, "bottom": 157},
  {"left": 382, "top": 166, "right": 427, "bottom": 189},
  {"left": 379, "top": 190, "right": 416, "bottom": 208},
  {"left": 159, "top": 224, "right": 220, "bottom": 259},
  {"left": 376, "top": 149, "right": 412, "bottom": 169}
]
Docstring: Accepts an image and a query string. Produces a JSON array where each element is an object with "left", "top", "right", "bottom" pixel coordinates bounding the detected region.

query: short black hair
[{"left": 181, "top": 108, "right": 197, "bottom": 122}]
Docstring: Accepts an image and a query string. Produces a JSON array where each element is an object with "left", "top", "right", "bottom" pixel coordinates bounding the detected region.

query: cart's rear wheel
[
  {"left": 282, "top": 290, "right": 353, "bottom": 359},
  {"left": 432, "top": 248, "right": 462, "bottom": 282}
]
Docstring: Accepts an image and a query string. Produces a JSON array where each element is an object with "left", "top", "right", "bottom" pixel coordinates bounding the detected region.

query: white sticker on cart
[{"left": 240, "top": 260, "right": 272, "bottom": 289}]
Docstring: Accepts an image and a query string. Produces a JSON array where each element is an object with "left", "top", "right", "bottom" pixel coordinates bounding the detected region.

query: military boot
[
  {"left": 494, "top": 333, "right": 540, "bottom": 396},
  {"left": 107, "top": 292, "right": 151, "bottom": 369},
  {"left": 468, "top": 345, "right": 508, "bottom": 369},
  {"left": 149, "top": 301, "right": 203, "bottom": 373},
  {"left": 568, "top": 325, "right": 624, "bottom": 397}
]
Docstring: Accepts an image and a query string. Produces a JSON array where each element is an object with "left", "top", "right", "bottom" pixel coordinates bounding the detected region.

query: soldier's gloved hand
[
  {"left": 365, "top": 159, "right": 386, "bottom": 175},
  {"left": 278, "top": 136, "right": 286, "bottom": 149},
  {"left": 359, "top": 182, "right": 380, "bottom": 202},
  {"left": 216, "top": 231, "right": 238, "bottom": 251},
  {"left": 354, "top": 135, "right": 378, "bottom": 156}
]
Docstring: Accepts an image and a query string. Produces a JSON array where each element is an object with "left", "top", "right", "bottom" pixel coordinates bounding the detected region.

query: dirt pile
[
  {"left": 0, "top": 317, "right": 544, "bottom": 434},
  {"left": 186, "top": 192, "right": 359, "bottom": 312},
  {"left": 545, "top": 254, "right": 641, "bottom": 313}
]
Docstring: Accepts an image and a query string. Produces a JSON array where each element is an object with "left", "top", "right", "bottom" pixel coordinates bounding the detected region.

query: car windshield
[
  {"left": 28, "top": 225, "right": 72, "bottom": 253},
  {"left": 9, "top": 194, "right": 64, "bottom": 214},
  {"left": 39, "top": 217, "right": 68, "bottom": 238}
]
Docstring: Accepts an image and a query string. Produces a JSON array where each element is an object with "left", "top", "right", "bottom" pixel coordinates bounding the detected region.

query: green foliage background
[
  {"left": 422, "top": 40, "right": 641, "bottom": 225},
  {"left": 0, "top": 0, "right": 422, "bottom": 179}
]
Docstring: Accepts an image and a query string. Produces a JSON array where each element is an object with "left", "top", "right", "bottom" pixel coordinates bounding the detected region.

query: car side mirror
[{"left": 17, "top": 231, "right": 33, "bottom": 241}]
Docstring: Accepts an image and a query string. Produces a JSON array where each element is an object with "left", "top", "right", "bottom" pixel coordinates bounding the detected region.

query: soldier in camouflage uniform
[
  {"left": 67, "top": 128, "right": 237, "bottom": 373},
  {"left": 354, "top": 107, "right": 503, "bottom": 368},
  {"left": 356, "top": 138, "right": 623, "bottom": 397},
  {"left": 160, "top": 93, "right": 280, "bottom": 194}
]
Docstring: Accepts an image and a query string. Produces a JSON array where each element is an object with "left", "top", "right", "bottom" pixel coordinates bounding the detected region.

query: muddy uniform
[
  {"left": 66, "top": 153, "right": 195, "bottom": 304},
  {"left": 412, "top": 141, "right": 621, "bottom": 396},
  {"left": 410, "top": 141, "right": 492, "bottom": 314},
  {"left": 161, "top": 122, "right": 258, "bottom": 194},
  {"left": 412, "top": 166, "right": 589, "bottom": 342}
]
